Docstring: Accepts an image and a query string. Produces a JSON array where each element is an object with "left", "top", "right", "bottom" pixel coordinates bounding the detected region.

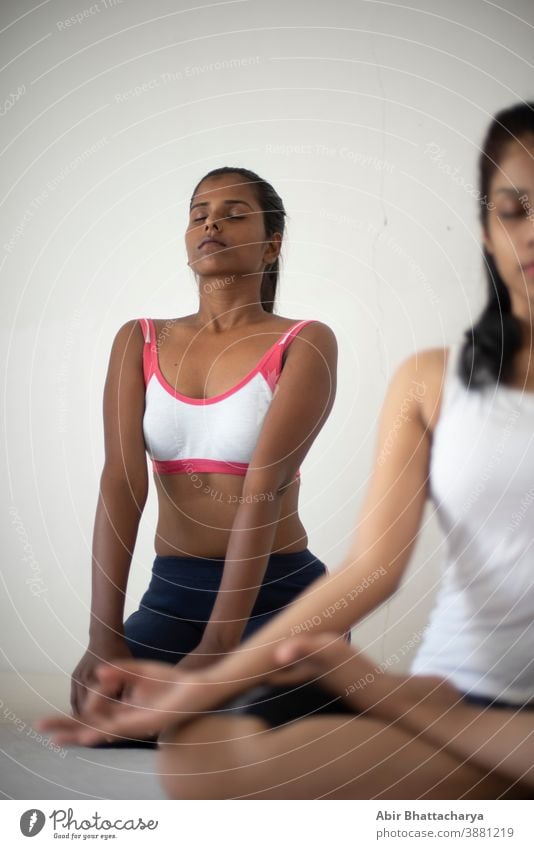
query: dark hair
[
  {"left": 459, "top": 102, "right": 534, "bottom": 388},
  {"left": 190, "top": 166, "right": 286, "bottom": 314}
]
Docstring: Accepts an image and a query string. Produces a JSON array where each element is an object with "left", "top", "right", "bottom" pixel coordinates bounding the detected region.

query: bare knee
[
  {"left": 157, "top": 716, "right": 268, "bottom": 800},
  {"left": 157, "top": 719, "right": 225, "bottom": 799}
]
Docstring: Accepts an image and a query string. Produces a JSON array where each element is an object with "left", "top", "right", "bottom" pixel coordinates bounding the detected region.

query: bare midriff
[{"left": 152, "top": 471, "right": 308, "bottom": 557}]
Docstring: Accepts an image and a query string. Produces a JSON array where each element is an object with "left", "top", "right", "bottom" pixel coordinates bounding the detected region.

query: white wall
[{"left": 2, "top": 0, "right": 533, "bottom": 676}]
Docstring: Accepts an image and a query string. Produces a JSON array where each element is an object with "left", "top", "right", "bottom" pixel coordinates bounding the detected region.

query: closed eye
[{"left": 190, "top": 211, "right": 247, "bottom": 225}]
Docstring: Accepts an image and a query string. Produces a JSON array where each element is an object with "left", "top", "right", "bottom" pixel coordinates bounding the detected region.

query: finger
[
  {"left": 120, "top": 682, "right": 133, "bottom": 700},
  {"left": 45, "top": 702, "right": 159, "bottom": 741},
  {"left": 45, "top": 730, "right": 84, "bottom": 746},
  {"left": 70, "top": 712, "right": 154, "bottom": 743},
  {"left": 92, "top": 679, "right": 124, "bottom": 701},
  {"left": 102, "top": 702, "right": 181, "bottom": 738},
  {"left": 82, "top": 666, "right": 137, "bottom": 711},
  {"left": 70, "top": 679, "right": 77, "bottom": 715},
  {"left": 119, "top": 682, "right": 144, "bottom": 704},
  {"left": 50, "top": 726, "right": 107, "bottom": 747},
  {"left": 42, "top": 713, "right": 120, "bottom": 747},
  {"left": 70, "top": 678, "right": 86, "bottom": 717},
  {"left": 77, "top": 726, "right": 120, "bottom": 746},
  {"left": 36, "top": 714, "right": 97, "bottom": 745},
  {"left": 36, "top": 715, "right": 83, "bottom": 733},
  {"left": 93, "top": 665, "right": 137, "bottom": 685},
  {"left": 84, "top": 679, "right": 144, "bottom": 717},
  {"left": 84, "top": 672, "right": 125, "bottom": 708},
  {"left": 83, "top": 690, "right": 120, "bottom": 718},
  {"left": 92, "top": 679, "right": 135, "bottom": 708}
]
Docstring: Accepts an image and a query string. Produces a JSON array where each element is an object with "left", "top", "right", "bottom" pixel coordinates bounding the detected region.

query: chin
[
  {"left": 191, "top": 258, "right": 229, "bottom": 274},
  {"left": 195, "top": 258, "right": 246, "bottom": 279}
]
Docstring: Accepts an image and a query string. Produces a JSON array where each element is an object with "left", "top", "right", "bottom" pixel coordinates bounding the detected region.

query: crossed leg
[{"left": 157, "top": 713, "right": 519, "bottom": 800}]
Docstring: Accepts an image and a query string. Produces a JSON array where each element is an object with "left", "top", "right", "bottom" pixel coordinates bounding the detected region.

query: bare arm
[
  {"left": 52, "top": 351, "right": 439, "bottom": 733},
  {"left": 270, "top": 635, "right": 534, "bottom": 789},
  {"left": 189, "top": 322, "right": 338, "bottom": 660},
  {"left": 71, "top": 319, "right": 148, "bottom": 713},
  {"left": 166, "top": 352, "right": 435, "bottom": 705},
  {"left": 393, "top": 689, "right": 534, "bottom": 788}
]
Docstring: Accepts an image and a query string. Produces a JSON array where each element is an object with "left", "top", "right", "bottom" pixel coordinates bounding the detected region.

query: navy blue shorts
[
  {"left": 123, "top": 548, "right": 328, "bottom": 664},
  {"left": 462, "top": 693, "right": 534, "bottom": 710},
  {"left": 216, "top": 681, "right": 357, "bottom": 727}
]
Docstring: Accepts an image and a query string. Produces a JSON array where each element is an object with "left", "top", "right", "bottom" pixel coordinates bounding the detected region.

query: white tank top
[{"left": 411, "top": 343, "right": 534, "bottom": 704}]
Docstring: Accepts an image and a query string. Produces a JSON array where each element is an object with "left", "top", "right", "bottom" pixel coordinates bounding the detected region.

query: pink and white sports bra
[{"left": 139, "top": 318, "right": 317, "bottom": 477}]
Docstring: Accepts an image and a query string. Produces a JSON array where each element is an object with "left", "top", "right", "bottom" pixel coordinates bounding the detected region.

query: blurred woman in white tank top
[{"left": 410, "top": 338, "right": 534, "bottom": 702}]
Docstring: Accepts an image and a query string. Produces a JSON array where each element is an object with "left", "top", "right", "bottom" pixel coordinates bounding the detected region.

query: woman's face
[
  {"left": 185, "top": 174, "right": 281, "bottom": 279},
  {"left": 484, "top": 134, "right": 534, "bottom": 310}
]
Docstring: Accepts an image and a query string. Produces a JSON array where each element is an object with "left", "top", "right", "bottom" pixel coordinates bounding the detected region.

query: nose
[
  {"left": 521, "top": 219, "right": 534, "bottom": 251},
  {"left": 204, "top": 214, "right": 221, "bottom": 233},
  {"left": 521, "top": 196, "right": 534, "bottom": 239}
]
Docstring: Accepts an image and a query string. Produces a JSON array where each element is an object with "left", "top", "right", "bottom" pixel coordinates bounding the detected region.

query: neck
[
  {"left": 194, "top": 272, "right": 270, "bottom": 330},
  {"left": 509, "top": 293, "right": 534, "bottom": 348},
  {"left": 507, "top": 297, "right": 534, "bottom": 385}
]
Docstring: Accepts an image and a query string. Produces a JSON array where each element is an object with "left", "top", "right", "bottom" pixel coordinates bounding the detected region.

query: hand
[
  {"left": 267, "top": 631, "right": 400, "bottom": 715},
  {"left": 267, "top": 632, "right": 357, "bottom": 689},
  {"left": 70, "top": 637, "right": 133, "bottom": 716},
  {"left": 268, "top": 633, "right": 462, "bottom": 722},
  {"left": 267, "top": 633, "right": 403, "bottom": 722},
  {"left": 38, "top": 659, "right": 200, "bottom": 746}
]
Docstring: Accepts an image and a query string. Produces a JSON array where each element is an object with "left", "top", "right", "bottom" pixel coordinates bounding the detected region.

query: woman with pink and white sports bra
[{"left": 70, "top": 166, "right": 339, "bottom": 719}]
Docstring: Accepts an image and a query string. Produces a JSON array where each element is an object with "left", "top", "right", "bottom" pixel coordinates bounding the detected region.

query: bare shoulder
[
  {"left": 281, "top": 319, "right": 337, "bottom": 371},
  {"left": 390, "top": 347, "right": 450, "bottom": 432},
  {"left": 396, "top": 347, "right": 449, "bottom": 381},
  {"left": 102, "top": 320, "right": 146, "bottom": 389},
  {"left": 111, "top": 318, "right": 146, "bottom": 352},
  {"left": 281, "top": 317, "right": 337, "bottom": 346},
  {"left": 300, "top": 318, "right": 336, "bottom": 338},
  {"left": 114, "top": 317, "right": 144, "bottom": 335}
]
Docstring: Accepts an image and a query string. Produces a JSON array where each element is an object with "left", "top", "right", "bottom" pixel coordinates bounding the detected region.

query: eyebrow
[
  {"left": 494, "top": 188, "right": 529, "bottom": 196},
  {"left": 190, "top": 199, "right": 254, "bottom": 211}
]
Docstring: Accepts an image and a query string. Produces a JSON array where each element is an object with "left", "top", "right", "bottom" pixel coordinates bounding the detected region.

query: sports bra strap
[
  {"left": 277, "top": 319, "right": 317, "bottom": 350},
  {"left": 139, "top": 318, "right": 157, "bottom": 386},
  {"left": 139, "top": 317, "right": 151, "bottom": 344},
  {"left": 439, "top": 341, "right": 464, "bottom": 414},
  {"left": 258, "top": 319, "right": 318, "bottom": 390},
  {"left": 139, "top": 317, "right": 319, "bottom": 389}
]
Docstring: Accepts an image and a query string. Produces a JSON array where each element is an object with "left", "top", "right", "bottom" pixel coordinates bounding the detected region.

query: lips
[
  {"left": 198, "top": 238, "right": 226, "bottom": 250},
  {"left": 521, "top": 262, "right": 534, "bottom": 275}
]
